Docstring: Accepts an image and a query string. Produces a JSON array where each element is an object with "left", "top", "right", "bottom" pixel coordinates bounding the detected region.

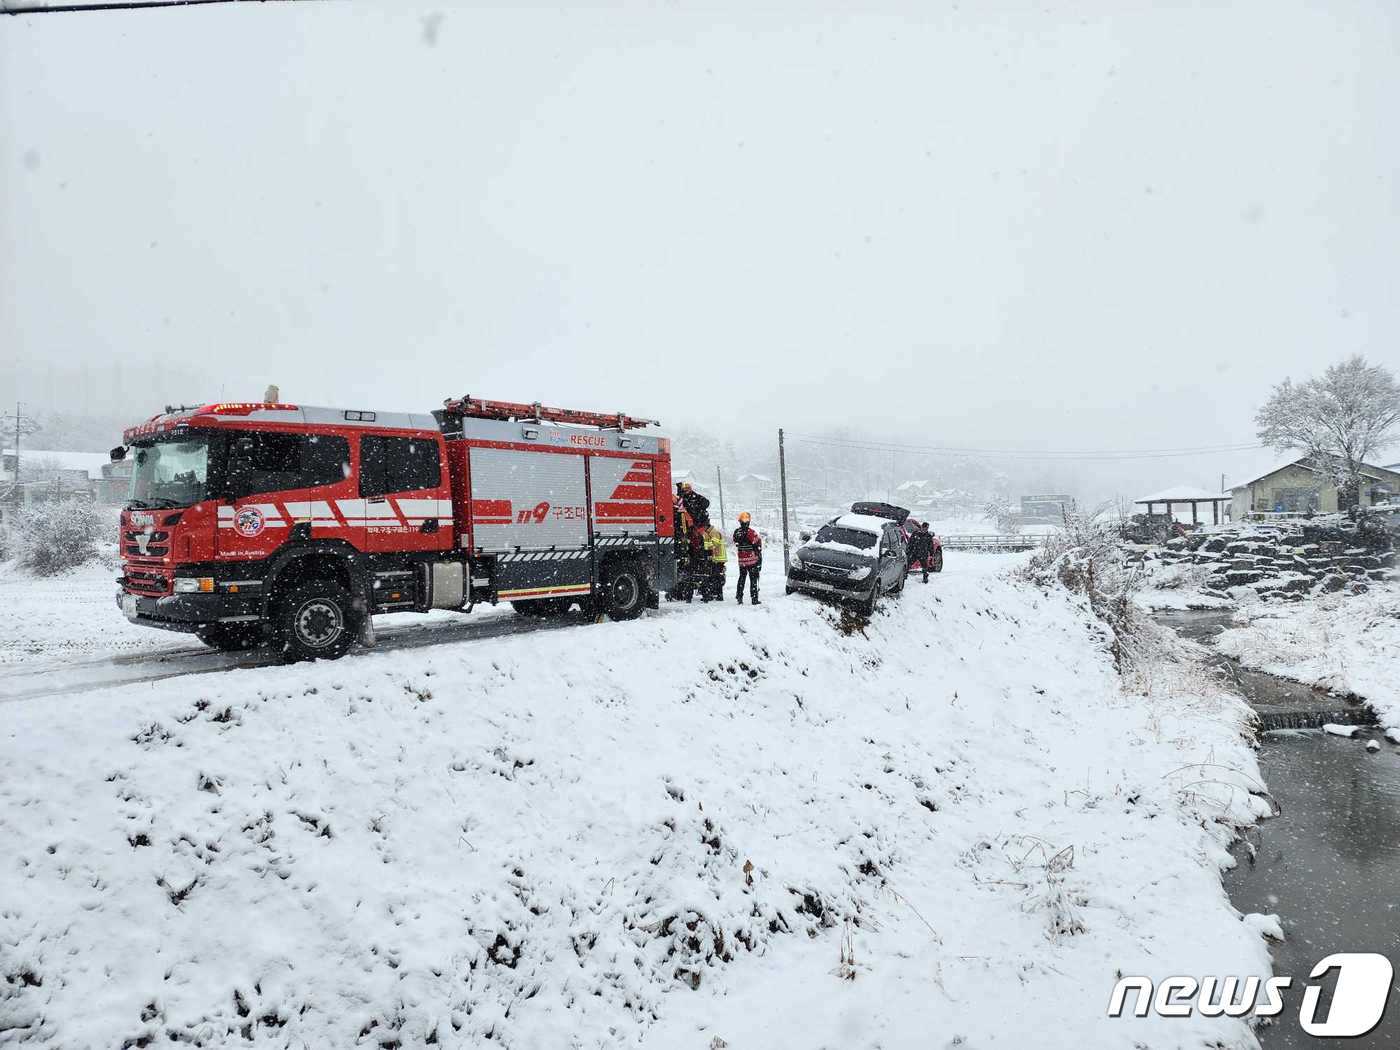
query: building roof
[
  {"left": 1134, "top": 486, "right": 1231, "bottom": 504},
  {"left": 1229, "top": 454, "right": 1400, "bottom": 490},
  {"left": 2, "top": 448, "right": 110, "bottom": 480}
]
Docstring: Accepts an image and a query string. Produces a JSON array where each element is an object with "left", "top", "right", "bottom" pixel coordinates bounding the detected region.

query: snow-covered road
[
  {"left": 0, "top": 602, "right": 583, "bottom": 703},
  {"left": 0, "top": 553, "right": 1272, "bottom": 1049},
  {"left": 0, "top": 554, "right": 1014, "bottom": 703}
]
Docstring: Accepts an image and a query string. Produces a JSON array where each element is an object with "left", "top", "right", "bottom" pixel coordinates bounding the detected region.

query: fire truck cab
[{"left": 113, "top": 398, "right": 676, "bottom": 660}]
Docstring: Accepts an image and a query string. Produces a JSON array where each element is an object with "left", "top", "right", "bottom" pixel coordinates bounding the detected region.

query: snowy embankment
[
  {"left": 2, "top": 556, "right": 1270, "bottom": 1049},
  {"left": 1212, "top": 580, "right": 1400, "bottom": 735},
  {"left": 0, "top": 560, "right": 187, "bottom": 668}
]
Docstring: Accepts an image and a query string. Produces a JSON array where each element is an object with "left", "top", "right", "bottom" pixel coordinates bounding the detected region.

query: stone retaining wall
[{"left": 1129, "top": 522, "right": 1397, "bottom": 602}]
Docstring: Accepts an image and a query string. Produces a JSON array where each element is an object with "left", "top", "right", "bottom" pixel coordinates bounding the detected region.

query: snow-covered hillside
[{"left": 1, "top": 556, "right": 1271, "bottom": 1049}]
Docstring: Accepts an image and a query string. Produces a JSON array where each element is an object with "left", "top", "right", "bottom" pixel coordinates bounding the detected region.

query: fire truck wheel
[
  {"left": 602, "top": 562, "right": 647, "bottom": 621},
  {"left": 194, "top": 623, "right": 266, "bottom": 652},
  {"left": 275, "top": 581, "right": 358, "bottom": 661},
  {"left": 932, "top": 550, "right": 944, "bottom": 573}
]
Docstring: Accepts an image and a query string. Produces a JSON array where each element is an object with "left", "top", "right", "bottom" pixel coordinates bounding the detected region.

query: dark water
[
  {"left": 1156, "top": 609, "right": 1400, "bottom": 1048},
  {"left": 1226, "top": 732, "right": 1400, "bottom": 1048}
]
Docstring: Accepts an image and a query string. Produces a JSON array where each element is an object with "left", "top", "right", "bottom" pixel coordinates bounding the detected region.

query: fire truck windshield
[{"left": 127, "top": 433, "right": 215, "bottom": 510}]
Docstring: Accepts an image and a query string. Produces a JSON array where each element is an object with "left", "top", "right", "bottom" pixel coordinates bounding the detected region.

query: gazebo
[{"left": 1134, "top": 486, "right": 1232, "bottom": 526}]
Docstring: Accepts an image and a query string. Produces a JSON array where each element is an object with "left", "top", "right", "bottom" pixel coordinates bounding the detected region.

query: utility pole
[
  {"left": 716, "top": 466, "right": 726, "bottom": 527},
  {"left": 5, "top": 401, "right": 41, "bottom": 501},
  {"left": 778, "top": 428, "right": 790, "bottom": 565}
]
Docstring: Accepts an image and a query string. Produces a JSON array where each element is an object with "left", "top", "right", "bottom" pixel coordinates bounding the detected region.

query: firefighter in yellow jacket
[{"left": 700, "top": 524, "right": 727, "bottom": 602}]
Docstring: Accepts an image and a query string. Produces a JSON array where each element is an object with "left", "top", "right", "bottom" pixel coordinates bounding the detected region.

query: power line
[
  {"left": 3, "top": 0, "right": 312, "bottom": 15},
  {"left": 785, "top": 433, "right": 1267, "bottom": 462}
]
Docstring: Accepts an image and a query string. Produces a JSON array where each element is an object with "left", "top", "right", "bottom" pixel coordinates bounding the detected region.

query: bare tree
[{"left": 1255, "top": 355, "right": 1400, "bottom": 512}]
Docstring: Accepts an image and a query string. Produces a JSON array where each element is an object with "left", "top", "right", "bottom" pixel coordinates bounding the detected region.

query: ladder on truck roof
[{"left": 441, "top": 396, "right": 659, "bottom": 432}]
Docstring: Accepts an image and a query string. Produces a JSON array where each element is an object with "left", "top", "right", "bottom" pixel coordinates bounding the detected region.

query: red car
[
  {"left": 908, "top": 530, "right": 944, "bottom": 574},
  {"left": 850, "top": 502, "right": 943, "bottom": 573}
]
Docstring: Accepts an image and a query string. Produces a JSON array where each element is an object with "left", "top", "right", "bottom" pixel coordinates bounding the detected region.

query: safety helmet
[
  {"left": 680, "top": 481, "right": 692, "bottom": 492},
  {"left": 738, "top": 512, "right": 751, "bottom": 523}
]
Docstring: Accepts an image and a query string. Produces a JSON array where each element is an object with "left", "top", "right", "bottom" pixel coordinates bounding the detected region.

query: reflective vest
[{"left": 702, "top": 528, "right": 726, "bottom": 564}]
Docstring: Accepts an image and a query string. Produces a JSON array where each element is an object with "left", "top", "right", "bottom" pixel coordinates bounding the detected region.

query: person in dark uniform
[
  {"left": 907, "top": 521, "right": 934, "bottom": 583},
  {"left": 732, "top": 512, "right": 763, "bottom": 604},
  {"left": 678, "top": 481, "right": 710, "bottom": 526},
  {"left": 670, "top": 494, "right": 693, "bottom": 601},
  {"left": 685, "top": 520, "right": 708, "bottom": 603}
]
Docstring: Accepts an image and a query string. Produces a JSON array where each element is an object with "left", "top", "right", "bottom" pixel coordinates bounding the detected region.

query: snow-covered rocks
[
  {"left": 1134, "top": 520, "right": 1398, "bottom": 608},
  {"left": 1241, "top": 912, "right": 1285, "bottom": 941}
]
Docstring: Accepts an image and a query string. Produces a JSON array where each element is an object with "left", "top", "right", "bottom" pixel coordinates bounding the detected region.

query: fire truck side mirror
[{"left": 110, "top": 445, "right": 127, "bottom": 462}]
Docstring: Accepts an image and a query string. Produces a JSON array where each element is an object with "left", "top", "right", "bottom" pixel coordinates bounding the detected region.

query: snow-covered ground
[
  {"left": 0, "top": 554, "right": 1272, "bottom": 1049},
  {"left": 1212, "top": 580, "right": 1400, "bottom": 733},
  {"left": 0, "top": 559, "right": 186, "bottom": 669}
]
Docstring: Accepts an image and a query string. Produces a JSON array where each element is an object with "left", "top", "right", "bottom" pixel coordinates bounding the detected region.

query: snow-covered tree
[
  {"left": 1255, "top": 355, "right": 1400, "bottom": 511},
  {"left": 983, "top": 495, "right": 1023, "bottom": 534}
]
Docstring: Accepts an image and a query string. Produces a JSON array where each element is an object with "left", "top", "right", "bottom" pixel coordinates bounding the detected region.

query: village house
[
  {"left": 1, "top": 448, "right": 131, "bottom": 505},
  {"left": 1229, "top": 455, "right": 1400, "bottom": 519}
]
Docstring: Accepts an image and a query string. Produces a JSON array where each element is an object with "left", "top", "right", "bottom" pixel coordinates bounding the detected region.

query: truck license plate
[{"left": 121, "top": 594, "right": 138, "bottom": 621}]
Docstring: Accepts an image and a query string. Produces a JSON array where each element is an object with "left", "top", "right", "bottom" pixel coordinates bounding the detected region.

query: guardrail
[{"left": 940, "top": 533, "right": 1048, "bottom": 552}]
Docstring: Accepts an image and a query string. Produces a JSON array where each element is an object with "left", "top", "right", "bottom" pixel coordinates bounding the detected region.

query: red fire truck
[{"left": 112, "top": 396, "right": 677, "bottom": 660}]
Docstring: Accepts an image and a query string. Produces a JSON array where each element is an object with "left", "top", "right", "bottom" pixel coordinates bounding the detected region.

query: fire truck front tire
[
  {"left": 274, "top": 581, "right": 358, "bottom": 661},
  {"left": 194, "top": 623, "right": 266, "bottom": 652},
  {"left": 602, "top": 562, "right": 647, "bottom": 621}
]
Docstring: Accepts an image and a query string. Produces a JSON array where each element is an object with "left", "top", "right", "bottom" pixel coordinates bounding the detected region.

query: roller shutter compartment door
[
  {"left": 468, "top": 447, "right": 588, "bottom": 551},
  {"left": 590, "top": 456, "right": 659, "bottom": 537}
]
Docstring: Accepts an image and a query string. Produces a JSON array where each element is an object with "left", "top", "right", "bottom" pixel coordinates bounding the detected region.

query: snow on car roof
[{"left": 831, "top": 512, "right": 895, "bottom": 535}]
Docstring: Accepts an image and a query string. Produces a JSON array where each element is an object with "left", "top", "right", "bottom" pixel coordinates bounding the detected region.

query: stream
[{"left": 1157, "top": 609, "right": 1400, "bottom": 1048}]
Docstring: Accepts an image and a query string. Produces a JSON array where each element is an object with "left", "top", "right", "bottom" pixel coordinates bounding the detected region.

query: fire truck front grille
[
  {"left": 123, "top": 530, "right": 170, "bottom": 559},
  {"left": 124, "top": 570, "right": 170, "bottom": 597}
]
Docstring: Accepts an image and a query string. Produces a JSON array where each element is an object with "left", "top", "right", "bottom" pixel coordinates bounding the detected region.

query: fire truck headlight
[{"left": 174, "top": 577, "right": 215, "bottom": 594}]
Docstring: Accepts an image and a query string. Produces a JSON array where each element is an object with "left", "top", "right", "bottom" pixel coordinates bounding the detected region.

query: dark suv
[{"left": 785, "top": 512, "right": 907, "bottom": 614}]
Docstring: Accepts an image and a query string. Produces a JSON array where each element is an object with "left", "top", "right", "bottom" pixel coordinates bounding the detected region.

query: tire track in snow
[{"left": 0, "top": 608, "right": 599, "bottom": 703}]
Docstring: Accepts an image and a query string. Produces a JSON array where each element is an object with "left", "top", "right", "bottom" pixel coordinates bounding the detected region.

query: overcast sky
[{"left": 3, "top": 1, "right": 1397, "bottom": 492}]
